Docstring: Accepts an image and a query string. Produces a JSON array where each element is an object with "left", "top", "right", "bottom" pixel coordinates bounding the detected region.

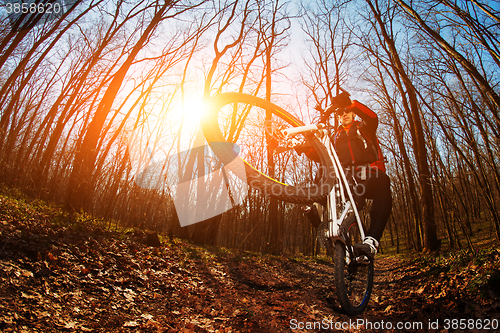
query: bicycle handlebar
[{"left": 283, "top": 123, "right": 325, "bottom": 136}]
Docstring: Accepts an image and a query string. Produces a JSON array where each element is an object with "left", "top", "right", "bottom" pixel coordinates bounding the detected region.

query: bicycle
[{"left": 201, "top": 92, "right": 374, "bottom": 315}]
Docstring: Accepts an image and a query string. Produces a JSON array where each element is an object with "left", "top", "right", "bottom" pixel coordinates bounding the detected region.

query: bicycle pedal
[
  {"left": 355, "top": 255, "right": 371, "bottom": 265},
  {"left": 353, "top": 243, "right": 375, "bottom": 260}
]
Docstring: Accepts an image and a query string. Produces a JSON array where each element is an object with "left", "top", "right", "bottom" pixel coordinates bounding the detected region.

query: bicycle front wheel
[
  {"left": 201, "top": 93, "right": 335, "bottom": 203},
  {"left": 334, "top": 218, "right": 374, "bottom": 315}
]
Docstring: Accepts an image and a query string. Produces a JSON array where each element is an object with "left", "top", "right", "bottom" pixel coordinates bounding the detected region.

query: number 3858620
[
  {"left": 5, "top": 2, "right": 62, "bottom": 15},
  {"left": 443, "top": 319, "right": 498, "bottom": 330}
]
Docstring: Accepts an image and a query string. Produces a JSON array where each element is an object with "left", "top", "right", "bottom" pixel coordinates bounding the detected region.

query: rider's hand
[
  {"left": 294, "top": 146, "right": 310, "bottom": 155},
  {"left": 325, "top": 105, "right": 336, "bottom": 116},
  {"left": 324, "top": 92, "right": 352, "bottom": 117}
]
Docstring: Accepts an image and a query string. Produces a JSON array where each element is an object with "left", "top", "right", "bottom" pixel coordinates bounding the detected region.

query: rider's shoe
[
  {"left": 302, "top": 205, "right": 321, "bottom": 228},
  {"left": 354, "top": 236, "right": 379, "bottom": 259}
]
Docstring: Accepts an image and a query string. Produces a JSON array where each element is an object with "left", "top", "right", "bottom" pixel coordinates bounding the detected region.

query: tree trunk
[
  {"left": 366, "top": 0, "right": 440, "bottom": 250},
  {"left": 66, "top": 2, "right": 171, "bottom": 212}
]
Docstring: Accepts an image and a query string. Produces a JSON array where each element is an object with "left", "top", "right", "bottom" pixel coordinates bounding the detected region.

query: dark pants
[{"left": 350, "top": 168, "right": 392, "bottom": 241}]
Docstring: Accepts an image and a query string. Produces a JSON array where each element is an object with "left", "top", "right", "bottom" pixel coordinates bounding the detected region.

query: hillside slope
[{"left": 1, "top": 189, "right": 499, "bottom": 332}]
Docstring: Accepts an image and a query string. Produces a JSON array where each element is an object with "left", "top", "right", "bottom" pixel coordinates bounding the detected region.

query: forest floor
[{"left": 1, "top": 188, "right": 500, "bottom": 332}]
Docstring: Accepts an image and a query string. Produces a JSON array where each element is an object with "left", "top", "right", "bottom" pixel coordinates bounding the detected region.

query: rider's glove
[
  {"left": 316, "top": 91, "right": 352, "bottom": 122},
  {"left": 294, "top": 145, "right": 321, "bottom": 163},
  {"left": 294, "top": 146, "right": 310, "bottom": 155}
]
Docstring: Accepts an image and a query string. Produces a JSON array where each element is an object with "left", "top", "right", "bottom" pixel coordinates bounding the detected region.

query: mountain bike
[{"left": 201, "top": 92, "right": 374, "bottom": 315}]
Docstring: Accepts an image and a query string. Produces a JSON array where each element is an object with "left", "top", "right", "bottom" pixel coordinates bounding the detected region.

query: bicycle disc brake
[
  {"left": 264, "top": 119, "right": 286, "bottom": 141},
  {"left": 264, "top": 118, "right": 305, "bottom": 153}
]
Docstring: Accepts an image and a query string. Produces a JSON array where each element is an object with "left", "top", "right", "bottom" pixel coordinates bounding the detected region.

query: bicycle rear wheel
[
  {"left": 334, "top": 217, "right": 374, "bottom": 315},
  {"left": 201, "top": 93, "right": 335, "bottom": 203}
]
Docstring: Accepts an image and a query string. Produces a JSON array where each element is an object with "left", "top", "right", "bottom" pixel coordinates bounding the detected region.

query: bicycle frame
[{"left": 283, "top": 124, "right": 366, "bottom": 241}]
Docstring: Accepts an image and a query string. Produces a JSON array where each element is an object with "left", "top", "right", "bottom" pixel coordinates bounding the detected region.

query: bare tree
[
  {"left": 66, "top": 1, "right": 205, "bottom": 212},
  {"left": 395, "top": 0, "right": 500, "bottom": 115},
  {"left": 361, "top": 0, "right": 440, "bottom": 250},
  {"left": 300, "top": 0, "right": 354, "bottom": 109}
]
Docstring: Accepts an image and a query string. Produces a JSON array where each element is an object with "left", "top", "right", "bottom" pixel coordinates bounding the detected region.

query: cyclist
[{"left": 300, "top": 92, "right": 392, "bottom": 258}]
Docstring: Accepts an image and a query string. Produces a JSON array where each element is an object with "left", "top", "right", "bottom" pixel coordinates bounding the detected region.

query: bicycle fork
[{"left": 321, "top": 132, "right": 365, "bottom": 245}]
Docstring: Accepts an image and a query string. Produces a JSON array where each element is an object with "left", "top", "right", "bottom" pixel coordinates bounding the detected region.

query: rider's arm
[
  {"left": 347, "top": 100, "right": 378, "bottom": 131},
  {"left": 294, "top": 143, "right": 321, "bottom": 163}
]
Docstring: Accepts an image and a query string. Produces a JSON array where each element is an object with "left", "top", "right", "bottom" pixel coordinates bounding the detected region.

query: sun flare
[
  {"left": 132, "top": 94, "right": 209, "bottom": 160},
  {"left": 177, "top": 97, "right": 207, "bottom": 125}
]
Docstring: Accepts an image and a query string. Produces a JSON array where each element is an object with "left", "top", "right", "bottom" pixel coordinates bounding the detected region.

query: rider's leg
[
  {"left": 364, "top": 170, "right": 392, "bottom": 241},
  {"left": 355, "top": 169, "right": 392, "bottom": 257}
]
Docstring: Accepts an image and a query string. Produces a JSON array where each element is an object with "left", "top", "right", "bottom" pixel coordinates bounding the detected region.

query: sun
[
  {"left": 172, "top": 96, "right": 209, "bottom": 149},
  {"left": 178, "top": 97, "right": 207, "bottom": 124},
  {"left": 127, "top": 94, "right": 211, "bottom": 177}
]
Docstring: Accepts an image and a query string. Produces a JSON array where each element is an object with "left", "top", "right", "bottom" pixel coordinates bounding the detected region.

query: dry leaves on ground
[{"left": 1, "top": 193, "right": 499, "bottom": 332}]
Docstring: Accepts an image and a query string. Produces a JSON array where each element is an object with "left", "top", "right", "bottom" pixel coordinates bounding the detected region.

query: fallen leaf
[{"left": 123, "top": 321, "right": 139, "bottom": 327}]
